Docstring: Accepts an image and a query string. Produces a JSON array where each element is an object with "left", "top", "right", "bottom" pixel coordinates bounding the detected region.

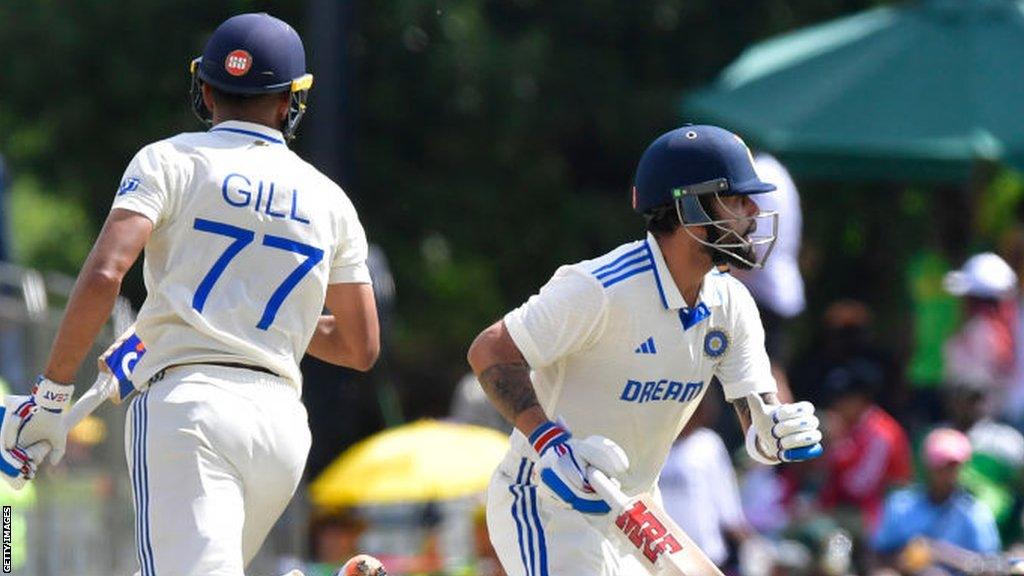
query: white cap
[{"left": 943, "top": 252, "right": 1017, "bottom": 299}]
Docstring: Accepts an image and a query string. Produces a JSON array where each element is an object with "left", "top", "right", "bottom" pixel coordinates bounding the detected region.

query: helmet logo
[{"left": 224, "top": 49, "right": 253, "bottom": 76}]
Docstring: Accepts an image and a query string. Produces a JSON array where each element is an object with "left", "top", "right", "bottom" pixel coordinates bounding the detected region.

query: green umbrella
[{"left": 684, "top": 0, "right": 1024, "bottom": 182}]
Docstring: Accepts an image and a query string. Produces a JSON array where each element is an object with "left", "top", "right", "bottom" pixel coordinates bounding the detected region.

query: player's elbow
[
  {"left": 467, "top": 321, "right": 512, "bottom": 375},
  {"left": 467, "top": 329, "right": 489, "bottom": 375},
  {"left": 348, "top": 339, "right": 380, "bottom": 372}
]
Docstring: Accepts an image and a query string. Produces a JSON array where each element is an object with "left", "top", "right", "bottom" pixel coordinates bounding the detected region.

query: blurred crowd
[
  {"left": 650, "top": 155, "right": 1024, "bottom": 576},
  {"left": 306, "top": 156, "right": 1024, "bottom": 576},
  {"left": 291, "top": 154, "right": 1024, "bottom": 576}
]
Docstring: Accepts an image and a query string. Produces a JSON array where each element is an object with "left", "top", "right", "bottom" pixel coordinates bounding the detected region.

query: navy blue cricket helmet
[
  {"left": 632, "top": 125, "right": 779, "bottom": 268},
  {"left": 190, "top": 13, "right": 313, "bottom": 141}
]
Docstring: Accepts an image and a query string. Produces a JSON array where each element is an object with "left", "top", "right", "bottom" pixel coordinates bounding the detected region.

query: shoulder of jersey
[
  {"left": 130, "top": 135, "right": 195, "bottom": 166},
  {"left": 294, "top": 156, "right": 346, "bottom": 196},
  {"left": 580, "top": 240, "right": 653, "bottom": 290}
]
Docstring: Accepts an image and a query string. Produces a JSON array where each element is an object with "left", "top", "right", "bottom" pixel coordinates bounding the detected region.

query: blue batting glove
[{"left": 531, "top": 421, "right": 629, "bottom": 514}]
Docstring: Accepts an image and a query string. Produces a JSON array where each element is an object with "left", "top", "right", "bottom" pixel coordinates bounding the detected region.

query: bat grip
[
  {"left": 587, "top": 468, "right": 631, "bottom": 511},
  {"left": 65, "top": 374, "right": 115, "bottom": 429}
]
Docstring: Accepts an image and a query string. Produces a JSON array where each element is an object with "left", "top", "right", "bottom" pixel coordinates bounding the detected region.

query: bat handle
[
  {"left": 65, "top": 374, "right": 115, "bottom": 430},
  {"left": 587, "top": 468, "right": 631, "bottom": 510}
]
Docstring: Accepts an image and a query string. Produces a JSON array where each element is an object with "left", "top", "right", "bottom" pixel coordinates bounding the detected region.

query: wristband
[
  {"left": 32, "top": 376, "right": 74, "bottom": 413},
  {"left": 529, "top": 421, "right": 570, "bottom": 456}
]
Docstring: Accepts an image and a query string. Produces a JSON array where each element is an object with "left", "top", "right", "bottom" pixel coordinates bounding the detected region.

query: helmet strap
[
  {"left": 189, "top": 58, "right": 213, "bottom": 127},
  {"left": 283, "top": 89, "right": 309, "bottom": 142}
]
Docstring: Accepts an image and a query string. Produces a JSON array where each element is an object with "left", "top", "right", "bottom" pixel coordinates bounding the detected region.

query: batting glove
[
  {"left": 0, "top": 376, "right": 74, "bottom": 465},
  {"left": 531, "top": 421, "right": 629, "bottom": 514},
  {"left": 0, "top": 444, "right": 49, "bottom": 490},
  {"left": 745, "top": 392, "right": 823, "bottom": 465},
  {"left": 0, "top": 401, "right": 52, "bottom": 490}
]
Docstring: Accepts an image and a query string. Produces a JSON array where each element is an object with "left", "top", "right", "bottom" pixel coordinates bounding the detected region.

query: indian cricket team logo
[
  {"left": 117, "top": 177, "right": 140, "bottom": 196},
  {"left": 703, "top": 329, "right": 729, "bottom": 358},
  {"left": 224, "top": 49, "right": 253, "bottom": 76}
]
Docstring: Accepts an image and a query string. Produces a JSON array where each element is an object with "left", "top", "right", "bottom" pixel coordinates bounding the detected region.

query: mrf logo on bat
[
  {"left": 104, "top": 333, "right": 146, "bottom": 402},
  {"left": 615, "top": 500, "right": 683, "bottom": 563}
]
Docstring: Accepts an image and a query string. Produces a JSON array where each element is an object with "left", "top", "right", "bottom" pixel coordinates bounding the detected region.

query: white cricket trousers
[
  {"left": 486, "top": 445, "right": 648, "bottom": 576},
  {"left": 125, "top": 365, "right": 311, "bottom": 576}
]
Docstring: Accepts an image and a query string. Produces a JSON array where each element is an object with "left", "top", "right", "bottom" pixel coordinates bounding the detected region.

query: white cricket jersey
[
  {"left": 503, "top": 233, "right": 775, "bottom": 495},
  {"left": 111, "top": 120, "right": 371, "bottom": 390}
]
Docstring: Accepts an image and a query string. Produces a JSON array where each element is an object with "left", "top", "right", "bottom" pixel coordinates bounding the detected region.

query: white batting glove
[
  {"left": 0, "top": 444, "right": 50, "bottom": 490},
  {"left": 0, "top": 400, "right": 52, "bottom": 489},
  {"left": 531, "top": 421, "right": 629, "bottom": 514},
  {"left": 0, "top": 376, "right": 74, "bottom": 465},
  {"left": 745, "top": 392, "right": 823, "bottom": 465}
]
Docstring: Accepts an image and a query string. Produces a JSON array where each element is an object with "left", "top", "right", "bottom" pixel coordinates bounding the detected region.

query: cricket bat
[
  {"left": 65, "top": 326, "right": 146, "bottom": 429},
  {"left": 589, "top": 469, "right": 725, "bottom": 576}
]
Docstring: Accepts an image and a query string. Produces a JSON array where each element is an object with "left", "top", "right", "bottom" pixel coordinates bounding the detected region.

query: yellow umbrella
[{"left": 310, "top": 419, "right": 509, "bottom": 507}]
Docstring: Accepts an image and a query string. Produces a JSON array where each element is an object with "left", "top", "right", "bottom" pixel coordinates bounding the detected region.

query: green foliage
[
  {"left": 0, "top": 0, "right": 304, "bottom": 296},
  {"left": 977, "top": 168, "right": 1024, "bottom": 244},
  {"left": 350, "top": 1, "right": 883, "bottom": 396},
  {"left": 8, "top": 175, "right": 93, "bottom": 273}
]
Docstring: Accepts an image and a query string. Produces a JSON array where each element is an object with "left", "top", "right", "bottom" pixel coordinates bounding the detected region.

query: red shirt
[{"left": 820, "top": 406, "right": 912, "bottom": 530}]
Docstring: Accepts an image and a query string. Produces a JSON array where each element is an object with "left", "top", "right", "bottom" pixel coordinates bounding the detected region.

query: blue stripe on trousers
[
  {"left": 509, "top": 459, "right": 530, "bottom": 575},
  {"left": 526, "top": 472, "right": 549, "bottom": 576},
  {"left": 521, "top": 470, "right": 537, "bottom": 576},
  {"left": 131, "top": 396, "right": 144, "bottom": 575},
  {"left": 132, "top": 392, "right": 156, "bottom": 575},
  {"left": 141, "top": 391, "right": 155, "bottom": 575},
  {"left": 508, "top": 459, "right": 549, "bottom": 576}
]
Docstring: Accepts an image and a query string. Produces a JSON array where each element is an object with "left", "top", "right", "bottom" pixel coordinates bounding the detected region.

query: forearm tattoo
[{"left": 478, "top": 362, "right": 540, "bottom": 423}]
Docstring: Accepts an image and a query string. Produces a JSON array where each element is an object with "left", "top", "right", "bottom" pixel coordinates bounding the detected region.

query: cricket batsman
[
  {"left": 467, "top": 125, "right": 824, "bottom": 574},
  {"left": 0, "top": 13, "right": 379, "bottom": 576}
]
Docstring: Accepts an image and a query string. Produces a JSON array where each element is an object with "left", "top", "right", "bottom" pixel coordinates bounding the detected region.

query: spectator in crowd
[
  {"left": 999, "top": 227, "right": 1024, "bottom": 429},
  {"left": 819, "top": 359, "right": 912, "bottom": 533},
  {"left": 0, "top": 155, "right": 8, "bottom": 262},
  {"left": 449, "top": 372, "right": 511, "bottom": 434},
  {"left": 872, "top": 428, "right": 1001, "bottom": 570},
  {"left": 732, "top": 152, "right": 806, "bottom": 375},
  {"left": 660, "top": 397, "right": 754, "bottom": 568},
  {"left": 943, "top": 252, "right": 1019, "bottom": 422},
  {"left": 790, "top": 300, "right": 899, "bottom": 411},
  {"left": 941, "top": 379, "right": 1024, "bottom": 545}
]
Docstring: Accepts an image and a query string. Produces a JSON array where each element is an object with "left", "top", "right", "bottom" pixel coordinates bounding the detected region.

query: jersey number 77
[{"left": 192, "top": 217, "right": 323, "bottom": 330}]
